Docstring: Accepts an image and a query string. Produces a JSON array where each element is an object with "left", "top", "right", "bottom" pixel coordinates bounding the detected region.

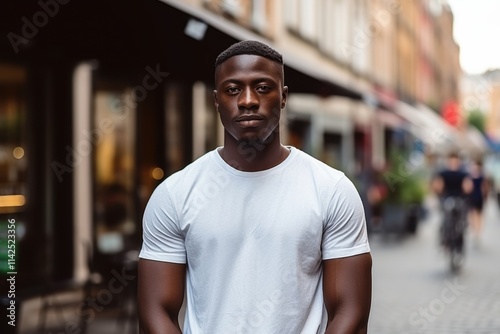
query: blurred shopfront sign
[
  {"left": 395, "top": 102, "right": 488, "bottom": 157},
  {"left": 441, "top": 100, "right": 462, "bottom": 127}
]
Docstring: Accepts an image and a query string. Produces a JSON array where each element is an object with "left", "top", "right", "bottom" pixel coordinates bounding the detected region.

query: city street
[
  {"left": 368, "top": 195, "right": 500, "bottom": 334},
  {"left": 18, "top": 195, "right": 500, "bottom": 334}
]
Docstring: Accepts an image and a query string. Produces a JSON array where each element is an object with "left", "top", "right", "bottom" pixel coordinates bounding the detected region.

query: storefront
[
  {"left": 286, "top": 94, "right": 368, "bottom": 175},
  {"left": 1, "top": 0, "right": 210, "bottom": 306},
  {"left": 1, "top": 0, "right": 368, "bottom": 313}
]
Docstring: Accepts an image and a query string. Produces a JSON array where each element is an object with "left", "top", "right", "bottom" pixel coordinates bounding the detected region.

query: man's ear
[
  {"left": 281, "top": 86, "right": 288, "bottom": 109},
  {"left": 213, "top": 90, "right": 219, "bottom": 112}
]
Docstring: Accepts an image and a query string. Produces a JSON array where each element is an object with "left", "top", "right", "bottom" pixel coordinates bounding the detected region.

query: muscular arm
[
  {"left": 323, "top": 252, "right": 372, "bottom": 334},
  {"left": 138, "top": 259, "right": 186, "bottom": 334}
]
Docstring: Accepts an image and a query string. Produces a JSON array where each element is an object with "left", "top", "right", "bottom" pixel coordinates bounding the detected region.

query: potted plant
[{"left": 381, "top": 151, "right": 427, "bottom": 235}]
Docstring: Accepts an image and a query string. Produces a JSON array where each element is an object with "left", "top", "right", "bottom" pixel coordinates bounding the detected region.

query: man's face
[
  {"left": 213, "top": 54, "right": 288, "bottom": 144},
  {"left": 448, "top": 156, "right": 460, "bottom": 169}
]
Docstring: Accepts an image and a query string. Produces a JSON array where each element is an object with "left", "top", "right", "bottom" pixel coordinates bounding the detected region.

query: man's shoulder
[
  {"left": 160, "top": 150, "right": 216, "bottom": 187},
  {"left": 292, "top": 147, "right": 345, "bottom": 179}
]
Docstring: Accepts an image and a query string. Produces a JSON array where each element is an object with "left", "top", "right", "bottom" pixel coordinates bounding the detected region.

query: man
[
  {"left": 432, "top": 152, "right": 472, "bottom": 257},
  {"left": 432, "top": 153, "right": 472, "bottom": 199},
  {"left": 138, "top": 40, "right": 372, "bottom": 333}
]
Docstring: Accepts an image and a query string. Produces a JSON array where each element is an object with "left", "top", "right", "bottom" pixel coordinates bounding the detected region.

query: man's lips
[{"left": 235, "top": 115, "right": 264, "bottom": 127}]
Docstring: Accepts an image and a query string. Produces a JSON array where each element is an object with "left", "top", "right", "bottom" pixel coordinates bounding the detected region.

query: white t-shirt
[{"left": 140, "top": 146, "right": 370, "bottom": 333}]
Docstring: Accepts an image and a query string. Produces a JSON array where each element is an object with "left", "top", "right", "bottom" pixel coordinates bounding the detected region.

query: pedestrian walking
[
  {"left": 137, "top": 40, "right": 372, "bottom": 333},
  {"left": 467, "top": 159, "right": 488, "bottom": 245}
]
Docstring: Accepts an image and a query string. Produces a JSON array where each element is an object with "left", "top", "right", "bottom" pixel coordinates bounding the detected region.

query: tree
[{"left": 467, "top": 109, "right": 486, "bottom": 134}]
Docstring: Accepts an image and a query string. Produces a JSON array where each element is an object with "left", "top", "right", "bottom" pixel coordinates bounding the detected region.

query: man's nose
[{"left": 238, "top": 87, "right": 259, "bottom": 110}]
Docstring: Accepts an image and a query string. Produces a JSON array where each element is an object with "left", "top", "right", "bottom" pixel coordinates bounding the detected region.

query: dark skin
[
  {"left": 137, "top": 54, "right": 372, "bottom": 333},
  {"left": 323, "top": 254, "right": 372, "bottom": 333},
  {"left": 213, "top": 54, "right": 290, "bottom": 171},
  {"left": 138, "top": 261, "right": 185, "bottom": 333}
]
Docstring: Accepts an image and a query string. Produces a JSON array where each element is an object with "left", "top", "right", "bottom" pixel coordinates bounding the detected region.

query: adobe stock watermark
[
  {"left": 341, "top": 0, "right": 402, "bottom": 59},
  {"left": 408, "top": 278, "right": 466, "bottom": 332},
  {"left": 112, "top": 64, "right": 170, "bottom": 111},
  {"left": 7, "top": 0, "right": 71, "bottom": 54},
  {"left": 48, "top": 266, "right": 136, "bottom": 334},
  {"left": 51, "top": 64, "right": 169, "bottom": 182}
]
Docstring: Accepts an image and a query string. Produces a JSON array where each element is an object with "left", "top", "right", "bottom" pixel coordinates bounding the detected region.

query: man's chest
[{"left": 181, "top": 186, "right": 325, "bottom": 270}]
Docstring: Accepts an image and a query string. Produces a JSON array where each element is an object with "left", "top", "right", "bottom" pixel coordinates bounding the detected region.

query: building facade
[{"left": 0, "top": 1, "right": 465, "bottom": 330}]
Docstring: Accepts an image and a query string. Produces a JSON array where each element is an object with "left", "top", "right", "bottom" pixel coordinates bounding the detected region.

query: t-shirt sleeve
[
  {"left": 322, "top": 175, "right": 370, "bottom": 260},
  {"left": 139, "top": 182, "right": 187, "bottom": 264}
]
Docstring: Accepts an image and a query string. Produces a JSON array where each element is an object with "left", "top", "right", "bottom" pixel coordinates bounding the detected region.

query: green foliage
[
  {"left": 382, "top": 151, "right": 427, "bottom": 205},
  {"left": 467, "top": 109, "right": 486, "bottom": 133}
]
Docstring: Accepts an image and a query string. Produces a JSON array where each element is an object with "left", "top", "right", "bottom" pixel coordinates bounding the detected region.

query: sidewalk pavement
[{"left": 368, "top": 194, "right": 500, "bottom": 334}]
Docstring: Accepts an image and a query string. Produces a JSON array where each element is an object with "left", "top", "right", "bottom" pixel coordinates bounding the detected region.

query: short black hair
[{"left": 215, "top": 40, "right": 283, "bottom": 68}]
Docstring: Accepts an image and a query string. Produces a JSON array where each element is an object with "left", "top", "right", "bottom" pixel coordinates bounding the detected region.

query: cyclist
[{"left": 432, "top": 152, "right": 472, "bottom": 270}]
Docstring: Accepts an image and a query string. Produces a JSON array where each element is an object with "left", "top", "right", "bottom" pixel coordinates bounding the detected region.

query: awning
[
  {"left": 394, "top": 102, "right": 459, "bottom": 155},
  {"left": 157, "top": 0, "right": 366, "bottom": 99},
  {"left": 417, "top": 104, "right": 489, "bottom": 157},
  {"left": 1, "top": 0, "right": 367, "bottom": 100},
  {"left": 394, "top": 102, "right": 490, "bottom": 157},
  {"left": 375, "top": 109, "right": 404, "bottom": 129}
]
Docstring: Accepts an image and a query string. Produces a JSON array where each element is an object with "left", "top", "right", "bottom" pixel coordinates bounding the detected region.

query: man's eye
[
  {"left": 257, "top": 86, "right": 271, "bottom": 93},
  {"left": 226, "top": 87, "right": 240, "bottom": 94}
]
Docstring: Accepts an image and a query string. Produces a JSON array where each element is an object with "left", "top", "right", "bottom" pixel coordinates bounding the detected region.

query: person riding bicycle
[
  {"left": 433, "top": 153, "right": 472, "bottom": 197},
  {"left": 432, "top": 153, "right": 472, "bottom": 268}
]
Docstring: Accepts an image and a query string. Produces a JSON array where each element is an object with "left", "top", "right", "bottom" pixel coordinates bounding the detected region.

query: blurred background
[{"left": 1, "top": 0, "right": 500, "bottom": 333}]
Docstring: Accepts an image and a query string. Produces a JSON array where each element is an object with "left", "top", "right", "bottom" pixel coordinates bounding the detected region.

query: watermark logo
[
  {"left": 408, "top": 278, "right": 466, "bottom": 332},
  {"left": 5, "top": 218, "right": 17, "bottom": 328}
]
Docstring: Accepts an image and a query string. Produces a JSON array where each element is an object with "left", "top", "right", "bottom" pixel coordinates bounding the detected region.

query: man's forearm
[
  {"left": 137, "top": 260, "right": 186, "bottom": 334},
  {"left": 139, "top": 315, "right": 182, "bottom": 334},
  {"left": 138, "top": 304, "right": 182, "bottom": 334},
  {"left": 325, "top": 315, "right": 368, "bottom": 334}
]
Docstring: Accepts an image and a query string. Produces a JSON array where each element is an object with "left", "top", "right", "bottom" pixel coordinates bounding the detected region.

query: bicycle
[{"left": 440, "top": 196, "right": 468, "bottom": 272}]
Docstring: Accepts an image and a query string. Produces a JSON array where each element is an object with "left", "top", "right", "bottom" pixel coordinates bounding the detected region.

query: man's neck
[{"left": 219, "top": 136, "right": 290, "bottom": 172}]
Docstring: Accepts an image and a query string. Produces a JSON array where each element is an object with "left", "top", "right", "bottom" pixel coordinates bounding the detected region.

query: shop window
[
  {"left": 323, "top": 132, "right": 343, "bottom": 168},
  {"left": 222, "top": 0, "right": 244, "bottom": 18},
  {"left": 284, "top": 0, "right": 300, "bottom": 31},
  {"left": 193, "top": 82, "right": 221, "bottom": 160},
  {"left": 285, "top": 0, "right": 319, "bottom": 42},
  {"left": 351, "top": 0, "right": 371, "bottom": 74},
  {"left": 251, "top": 0, "right": 268, "bottom": 32},
  {"left": 287, "top": 118, "right": 312, "bottom": 153},
  {"left": 318, "top": 0, "right": 355, "bottom": 64},
  {"left": 318, "top": 0, "right": 335, "bottom": 55},
  {"left": 299, "top": 0, "right": 318, "bottom": 41},
  {"left": 0, "top": 64, "right": 27, "bottom": 275},
  {"left": 165, "top": 83, "right": 188, "bottom": 173},
  {"left": 93, "top": 87, "right": 136, "bottom": 259}
]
